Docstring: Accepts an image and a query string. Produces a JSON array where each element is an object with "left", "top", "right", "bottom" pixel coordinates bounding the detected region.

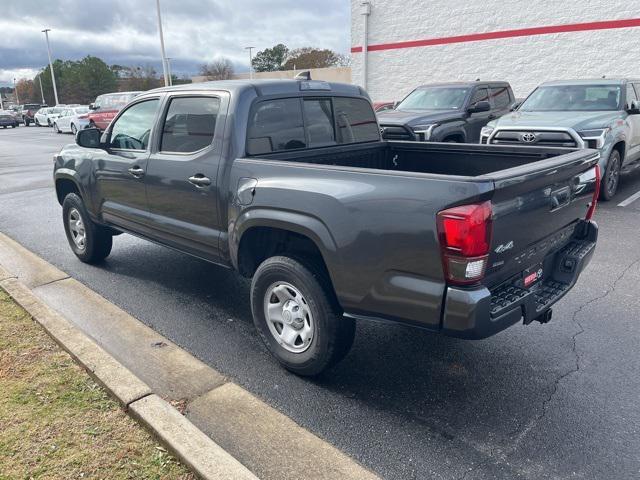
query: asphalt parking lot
[{"left": 2, "top": 126, "right": 640, "bottom": 479}]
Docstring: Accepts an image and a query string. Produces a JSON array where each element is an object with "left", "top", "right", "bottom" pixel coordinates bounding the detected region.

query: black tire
[
  {"left": 47, "top": 119, "right": 52, "bottom": 127},
  {"left": 251, "top": 256, "right": 355, "bottom": 376},
  {"left": 35, "top": 118, "right": 40, "bottom": 126},
  {"left": 601, "top": 149, "right": 621, "bottom": 201},
  {"left": 2, "top": 126, "right": 6, "bottom": 129},
  {"left": 53, "top": 123, "right": 61, "bottom": 133},
  {"left": 11, "top": 125, "right": 15, "bottom": 128},
  {"left": 62, "top": 193, "right": 113, "bottom": 263},
  {"left": 24, "top": 118, "right": 30, "bottom": 126},
  {"left": 71, "top": 123, "right": 77, "bottom": 135}
]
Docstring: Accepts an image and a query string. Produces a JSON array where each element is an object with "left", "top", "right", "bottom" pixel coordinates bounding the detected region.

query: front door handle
[
  {"left": 188, "top": 174, "right": 211, "bottom": 187},
  {"left": 128, "top": 166, "right": 145, "bottom": 177}
]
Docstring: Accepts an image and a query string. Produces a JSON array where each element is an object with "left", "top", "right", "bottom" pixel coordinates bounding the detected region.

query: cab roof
[
  {"left": 539, "top": 78, "right": 639, "bottom": 86},
  {"left": 145, "top": 79, "right": 368, "bottom": 98}
]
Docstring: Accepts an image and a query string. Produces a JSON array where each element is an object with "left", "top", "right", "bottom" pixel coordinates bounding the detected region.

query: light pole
[
  {"left": 245, "top": 46, "right": 255, "bottom": 80},
  {"left": 155, "top": 0, "right": 169, "bottom": 86},
  {"left": 42, "top": 29, "right": 59, "bottom": 105},
  {"left": 38, "top": 75, "right": 45, "bottom": 104},
  {"left": 166, "top": 57, "right": 173, "bottom": 86},
  {"left": 13, "top": 78, "right": 20, "bottom": 105}
]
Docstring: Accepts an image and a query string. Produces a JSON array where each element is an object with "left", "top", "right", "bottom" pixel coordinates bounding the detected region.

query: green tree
[
  {"left": 252, "top": 44, "right": 289, "bottom": 72},
  {"left": 282, "top": 47, "right": 345, "bottom": 70}
]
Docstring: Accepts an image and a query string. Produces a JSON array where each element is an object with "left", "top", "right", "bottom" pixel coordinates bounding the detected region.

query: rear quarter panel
[{"left": 227, "top": 159, "right": 493, "bottom": 330}]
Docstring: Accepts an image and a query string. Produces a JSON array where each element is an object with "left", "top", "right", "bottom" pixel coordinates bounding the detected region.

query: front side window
[
  {"left": 396, "top": 87, "right": 469, "bottom": 110},
  {"left": 490, "top": 87, "right": 511, "bottom": 108},
  {"left": 109, "top": 99, "right": 159, "bottom": 150},
  {"left": 247, "top": 98, "right": 306, "bottom": 155},
  {"left": 160, "top": 96, "right": 220, "bottom": 153},
  {"left": 520, "top": 85, "right": 622, "bottom": 111},
  {"left": 470, "top": 88, "right": 489, "bottom": 106},
  {"left": 333, "top": 97, "right": 379, "bottom": 144}
]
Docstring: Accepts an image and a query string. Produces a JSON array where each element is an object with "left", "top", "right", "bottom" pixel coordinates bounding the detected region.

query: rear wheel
[
  {"left": 251, "top": 256, "right": 355, "bottom": 376},
  {"left": 35, "top": 118, "right": 41, "bottom": 126},
  {"left": 601, "top": 149, "right": 621, "bottom": 201},
  {"left": 62, "top": 193, "right": 113, "bottom": 263},
  {"left": 24, "top": 118, "right": 30, "bottom": 126},
  {"left": 53, "top": 123, "right": 61, "bottom": 133},
  {"left": 71, "top": 123, "right": 77, "bottom": 135}
]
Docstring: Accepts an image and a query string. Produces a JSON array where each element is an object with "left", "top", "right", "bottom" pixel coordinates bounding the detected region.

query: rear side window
[
  {"left": 333, "top": 97, "right": 379, "bottom": 144},
  {"left": 247, "top": 98, "right": 306, "bottom": 155},
  {"left": 303, "top": 99, "right": 336, "bottom": 147},
  {"left": 160, "top": 96, "right": 220, "bottom": 153},
  {"left": 490, "top": 87, "right": 511, "bottom": 108}
]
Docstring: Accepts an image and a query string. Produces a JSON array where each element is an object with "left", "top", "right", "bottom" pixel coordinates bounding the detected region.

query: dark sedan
[{"left": 0, "top": 110, "right": 19, "bottom": 128}]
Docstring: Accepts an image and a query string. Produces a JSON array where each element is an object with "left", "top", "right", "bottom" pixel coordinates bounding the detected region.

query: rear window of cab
[{"left": 246, "top": 96, "right": 379, "bottom": 156}]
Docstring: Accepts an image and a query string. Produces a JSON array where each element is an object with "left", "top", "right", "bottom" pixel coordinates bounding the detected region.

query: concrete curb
[
  {"left": 0, "top": 232, "right": 380, "bottom": 480},
  {"left": 0, "top": 266, "right": 258, "bottom": 480}
]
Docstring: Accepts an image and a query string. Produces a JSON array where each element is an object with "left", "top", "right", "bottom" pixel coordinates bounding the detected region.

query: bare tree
[{"left": 200, "top": 58, "right": 234, "bottom": 80}]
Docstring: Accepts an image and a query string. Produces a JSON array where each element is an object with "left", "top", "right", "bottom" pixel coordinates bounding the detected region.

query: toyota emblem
[{"left": 520, "top": 132, "right": 537, "bottom": 143}]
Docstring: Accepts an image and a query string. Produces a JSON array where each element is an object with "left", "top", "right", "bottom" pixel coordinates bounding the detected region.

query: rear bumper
[{"left": 441, "top": 220, "right": 598, "bottom": 339}]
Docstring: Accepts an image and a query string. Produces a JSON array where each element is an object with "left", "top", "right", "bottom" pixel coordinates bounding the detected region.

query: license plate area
[{"left": 522, "top": 263, "right": 543, "bottom": 289}]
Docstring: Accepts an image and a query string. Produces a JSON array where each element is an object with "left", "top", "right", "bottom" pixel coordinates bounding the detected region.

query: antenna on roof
[{"left": 295, "top": 71, "right": 311, "bottom": 80}]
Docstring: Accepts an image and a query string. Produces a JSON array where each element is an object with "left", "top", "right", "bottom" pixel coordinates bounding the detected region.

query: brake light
[
  {"left": 437, "top": 201, "right": 492, "bottom": 285},
  {"left": 586, "top": 165, "right": 600, "bottom": 220}
]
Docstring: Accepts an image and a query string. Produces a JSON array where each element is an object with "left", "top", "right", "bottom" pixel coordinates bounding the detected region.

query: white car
[
  {"left": 53, "top": 106, "right": 90, "bottom": 135},
  {"left": 45, "top": 106, "right": 67, "bottom": 127},
  {"left": 34, "top": 107, "right": 52, "bottom": 126}
]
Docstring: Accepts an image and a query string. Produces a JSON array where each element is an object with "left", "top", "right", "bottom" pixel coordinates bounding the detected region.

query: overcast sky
[{"left": 0, "top": 0, "right": 350, "bottom": 87}]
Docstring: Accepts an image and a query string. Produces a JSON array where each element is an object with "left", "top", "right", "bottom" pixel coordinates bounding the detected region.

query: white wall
[{"left": 351, "top": 0, "right": 640, "bottom": 101}]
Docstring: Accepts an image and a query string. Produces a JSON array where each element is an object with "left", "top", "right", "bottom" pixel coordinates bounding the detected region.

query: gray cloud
[{"left": 0, "top": 0, "right": 350, "bottom": 85}]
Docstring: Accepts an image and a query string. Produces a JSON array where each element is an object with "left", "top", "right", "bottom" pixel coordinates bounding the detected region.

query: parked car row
[{"left": 377, "top": 78, "right": 640, "bottom": 199}]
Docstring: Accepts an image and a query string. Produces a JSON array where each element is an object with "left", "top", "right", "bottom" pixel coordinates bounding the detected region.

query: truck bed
[{"left": 258, "top": 140, "right": 576, "bottom": 177}]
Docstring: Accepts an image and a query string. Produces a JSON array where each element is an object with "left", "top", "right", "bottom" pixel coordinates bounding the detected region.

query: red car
[{"left": 87, "top": 91, "right": 142, "bottom": 130}]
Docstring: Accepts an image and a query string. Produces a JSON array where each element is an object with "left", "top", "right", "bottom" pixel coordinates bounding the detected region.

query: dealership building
[{"left": 350, "top": 1, "right": 640, "bottom": 102}]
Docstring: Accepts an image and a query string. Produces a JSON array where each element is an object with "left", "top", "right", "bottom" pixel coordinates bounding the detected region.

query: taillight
[
  {"left": 586, "top": 165, "right": 600, "bottom": 220},
  {"left": 436, "top": 201, "right": 492, "bottom": 285}
]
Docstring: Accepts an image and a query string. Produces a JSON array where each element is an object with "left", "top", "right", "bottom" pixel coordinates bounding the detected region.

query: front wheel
[
  {"left": 71, "top": 123, "right": 77, "bottom": 135},
  {"left": 62, "top": 193, "right": 113, "bottom": 263},
  {"left": 601, "top": 149, "right": 621, "bottom": 201},
  {"left": 53, "top": 123, "right": 61, "bottom": 133},
  {"left": 251, "top": 256, "right": 355, "bottom": 376}
]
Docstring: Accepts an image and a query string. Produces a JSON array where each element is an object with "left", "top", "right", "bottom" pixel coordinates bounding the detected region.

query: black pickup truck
[
  {"left": 377, "top": 81, "right": 514, "bottom": 143},
  {"left": 53, "top": 79, "right": 599, "bottom": 375}
]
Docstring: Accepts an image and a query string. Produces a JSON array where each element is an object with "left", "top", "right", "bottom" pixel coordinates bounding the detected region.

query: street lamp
[
  {"left": 13, "top": 78, "right": 20, "bottom": 105},
  {"left": 245, "top": 46, "right": 255, "bottom": 80},
  {"left": 166, "top": 57, "right": 173, "bottom": 86},
  {"left": 42, "top": 29, "right": 60, "bottom": 105},
  {"left": 155, "top": 0, "right": 170, "bottom": 86},
  {"left": 38, "top": 75, "right": 46, "bottom": 104}
]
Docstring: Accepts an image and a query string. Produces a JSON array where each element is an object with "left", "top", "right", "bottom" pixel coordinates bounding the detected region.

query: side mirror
[
  {"left": 392, "top": 100, "right": 400, "bottom": 109},
  {"left": 509, "top": 100, "right": 522, "bottom": 111},
  {"left": 76, "top": 128, "right": 102, "bottom": 148},
  {"left": 468, "top": 100, "right": 491, "bottom": 113},
  {"left": 88, "top": 103, "right": 97, "bottom": 110},
  {"left": 627, "top": 100, "right": 640, "bottom": 114}
]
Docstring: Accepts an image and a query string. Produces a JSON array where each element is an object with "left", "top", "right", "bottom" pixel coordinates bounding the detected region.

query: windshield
[
  {"left": 520, "top": 85, "right": 622, "bottom": 111},
  {"left": 396, "top": 87, "right": 469, "bottom": 110}
]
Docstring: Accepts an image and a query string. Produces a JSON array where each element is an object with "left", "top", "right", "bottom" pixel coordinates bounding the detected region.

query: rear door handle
[
  {"left": 188, "top": 174, "right": 211, "bottom": 187},
  {"left": 128, "top": 166, "right": 145, "bottom": 177}
]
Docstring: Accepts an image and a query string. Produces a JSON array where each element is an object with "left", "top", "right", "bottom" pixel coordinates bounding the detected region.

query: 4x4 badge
[{"left": 495, "top": 241, "right": 514, "bottom": 254}]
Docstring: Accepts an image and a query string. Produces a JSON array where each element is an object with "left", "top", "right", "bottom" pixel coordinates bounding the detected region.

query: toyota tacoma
[{"left": 54, "top": 79, "right": 600, "bottom": 375}]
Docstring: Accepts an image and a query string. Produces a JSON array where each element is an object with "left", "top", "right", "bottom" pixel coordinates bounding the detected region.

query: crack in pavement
[{"left": 510, "top": 256, "right": 640, "bottom": 450}]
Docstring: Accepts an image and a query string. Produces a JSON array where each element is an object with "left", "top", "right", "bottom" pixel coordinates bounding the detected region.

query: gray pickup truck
[{"left": 54, "top": 79, "right": 600, "bottom": 375}]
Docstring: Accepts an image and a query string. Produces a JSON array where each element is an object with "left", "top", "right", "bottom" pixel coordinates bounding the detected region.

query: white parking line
[{"left": 618, "top": 189, "right": 640, "bottom": 207}]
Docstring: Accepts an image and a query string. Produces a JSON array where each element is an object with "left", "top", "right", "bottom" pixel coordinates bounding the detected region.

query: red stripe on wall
[{"left": 351, "top": 18, "right": 640, "bottom": 53}]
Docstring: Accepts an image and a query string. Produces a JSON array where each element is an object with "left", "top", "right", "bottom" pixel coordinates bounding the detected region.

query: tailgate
[{"left": 483, "top": 148, "right": 599, "bottom": 288}]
